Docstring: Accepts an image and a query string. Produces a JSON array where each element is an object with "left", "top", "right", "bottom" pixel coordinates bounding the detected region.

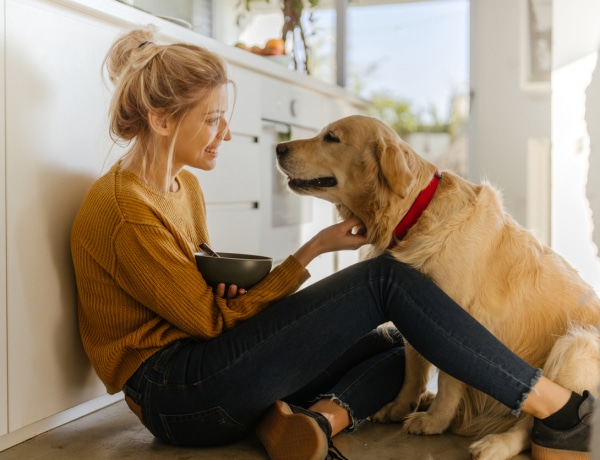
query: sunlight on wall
[{"left": 551, "top": 51, "right": 600, "bottom": 289}]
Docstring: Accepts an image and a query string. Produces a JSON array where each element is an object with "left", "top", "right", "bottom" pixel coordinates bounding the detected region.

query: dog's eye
[{"left": 324, "top": 132, "right": 340, "bottom": 143}]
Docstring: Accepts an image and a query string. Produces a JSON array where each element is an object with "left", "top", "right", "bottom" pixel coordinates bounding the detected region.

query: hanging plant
[{"left": 237, "top": 0, "right": 320, "bottom": 73}]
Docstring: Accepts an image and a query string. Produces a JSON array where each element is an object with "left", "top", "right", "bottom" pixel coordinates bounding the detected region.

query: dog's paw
[
  {"left": 372, "top": 400, "right": 414, "bottom": 423},
  {"left": 415, "top": 390, "right": 436, "bottom": 411},
  {"left": 402, "top": 411, "right": 449, "bottom": 435},
  {"left": 468, "top": 433, "right": 523, "bottom": 460},
  {"left": 373, "top": 390, "right": 434, "bottom": 423}
]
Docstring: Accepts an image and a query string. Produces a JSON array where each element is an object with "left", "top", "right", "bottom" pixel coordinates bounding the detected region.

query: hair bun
[{"left": 103, "top": 26, "right": 156, "bottom": 84}]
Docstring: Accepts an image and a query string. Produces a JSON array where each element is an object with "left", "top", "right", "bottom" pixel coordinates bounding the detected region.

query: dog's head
[{"left": 276, "top": 115, "right": 421, "bottom": 235}]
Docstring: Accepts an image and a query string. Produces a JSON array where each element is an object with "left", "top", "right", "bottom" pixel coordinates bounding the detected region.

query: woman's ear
[{"left": 147, "top": 111, "right": 171, "bottom": 137}]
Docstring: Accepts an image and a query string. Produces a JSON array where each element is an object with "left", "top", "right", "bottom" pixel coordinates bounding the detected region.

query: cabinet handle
[
  {"left": 232, "top": 132, "right": 259, "bottom": 143},
  {"left": 290, "top": 99, "right": 297, "bottom": 118},
  {"left": 206, "top": 202, "right": 259, "bottom": 211}
]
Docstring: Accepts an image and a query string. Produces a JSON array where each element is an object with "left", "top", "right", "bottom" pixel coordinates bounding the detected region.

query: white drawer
[
  {"left": 260, "top": 76, "right": 332, "bottom": 130},
  {"left": 205, "top": 206, "right": 261, "bottom": 255},
  {"left": 191, "top": 137, "right": 261, "bottom": 204}
]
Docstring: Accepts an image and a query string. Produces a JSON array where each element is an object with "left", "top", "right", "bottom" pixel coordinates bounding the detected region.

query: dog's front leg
[
  {"left": 372, "top": 343, "right": 432, "bottom": 422},
  {"left": 403, "top": 370, "right": 465, "bottom": 435}
]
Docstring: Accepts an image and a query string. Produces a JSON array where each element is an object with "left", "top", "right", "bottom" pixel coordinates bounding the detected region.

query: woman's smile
[{"left": 205, "top": 143, "right": 221, "bottom": 157}]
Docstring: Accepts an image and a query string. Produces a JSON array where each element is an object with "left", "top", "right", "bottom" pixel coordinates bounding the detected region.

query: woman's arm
[{"left": 113, "top": 223, "right": 308, "bottom": 338}]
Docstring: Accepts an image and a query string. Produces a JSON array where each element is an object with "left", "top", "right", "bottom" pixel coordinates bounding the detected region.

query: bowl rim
[{"left": 194, "top": 251, "right": 273, "bottom": 262}]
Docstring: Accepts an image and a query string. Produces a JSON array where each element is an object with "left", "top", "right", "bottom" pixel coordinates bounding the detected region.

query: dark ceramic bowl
[{"left": 194, "top": 252, "right": 273, "bottom": 289}]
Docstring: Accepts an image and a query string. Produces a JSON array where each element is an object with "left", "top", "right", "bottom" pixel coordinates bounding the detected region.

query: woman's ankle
[
  {"left": 523, "top": 376, "right": 572, "bottom": 419},
  {"left": 309, "top": 398, "right": 351, "bottom": 437}
]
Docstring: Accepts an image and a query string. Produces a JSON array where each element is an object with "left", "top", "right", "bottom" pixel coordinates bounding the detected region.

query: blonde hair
[{"left": 103, "top": 26, "right": 234, "bottom": 184}]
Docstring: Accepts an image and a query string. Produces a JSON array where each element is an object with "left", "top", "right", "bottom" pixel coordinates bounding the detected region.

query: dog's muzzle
[
  {"left": 288, "top": 177, "right": 338, "bottom": 188},
  {"left": 276, "top": 143, "right": 338, "bottom": 189},
  {"left": 276, "top": 142, "right": 290, "bottom": 158}
]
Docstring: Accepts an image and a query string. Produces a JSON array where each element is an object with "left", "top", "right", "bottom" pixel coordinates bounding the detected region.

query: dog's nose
[{"left": 276, "top": 143, "right": 289, "bottom": 157}]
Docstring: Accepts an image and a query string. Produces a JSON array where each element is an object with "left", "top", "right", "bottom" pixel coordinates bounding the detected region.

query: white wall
[
  {"left": 471, "top": 4, "right": 600, "bottom": 454},
  {"left": 470, "top": 0, "right": 600, "bottom": 289},
  {"left": 551, "top": 0, "right": 600, "bottom": 289},
  {"left": 469, "top": 0, "right": 551, "bottom": 227},
  {"left": 549, "top": 3, "right": 600, "bottom": 455}
]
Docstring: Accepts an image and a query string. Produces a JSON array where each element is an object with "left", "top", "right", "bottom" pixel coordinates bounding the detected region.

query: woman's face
[{"left": 171, "top": 85, "right": 232, "bottom": 172}]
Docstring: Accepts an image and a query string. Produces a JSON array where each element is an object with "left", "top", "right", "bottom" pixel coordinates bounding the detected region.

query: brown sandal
[{"left": 256, "top": 400, "right": 348, "bottom": 460}]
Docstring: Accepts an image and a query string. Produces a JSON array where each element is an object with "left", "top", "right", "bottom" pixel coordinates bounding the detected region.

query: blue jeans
[{"left": 124, "top": 255, "right": 541, "bottom": 447}]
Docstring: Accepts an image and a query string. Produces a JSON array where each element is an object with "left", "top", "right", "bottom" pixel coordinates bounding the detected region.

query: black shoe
[
  {"left": 256, "top": 400, "right": 349, "bottom": 460},
  {"left": 531, "top": 390, "right": 595, "bottom": 460}
]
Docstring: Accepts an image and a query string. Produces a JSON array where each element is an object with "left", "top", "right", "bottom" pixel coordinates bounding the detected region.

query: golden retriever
[{"left": 275, "top": 115, "right": 600, "bottom": 460}]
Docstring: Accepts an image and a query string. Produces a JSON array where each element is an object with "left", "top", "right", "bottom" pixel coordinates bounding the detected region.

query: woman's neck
[{"left": 120, "top": 152, "right": 179, "bottom": 193}]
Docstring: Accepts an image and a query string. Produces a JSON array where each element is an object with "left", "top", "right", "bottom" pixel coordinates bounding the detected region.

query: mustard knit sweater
[{"left": 71, "top": 163, "right": 309, "bottom": 394}]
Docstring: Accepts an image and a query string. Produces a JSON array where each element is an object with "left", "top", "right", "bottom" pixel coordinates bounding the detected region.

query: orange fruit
[{"left": 263, "top": 38, "right": 285, "bottom": 55}]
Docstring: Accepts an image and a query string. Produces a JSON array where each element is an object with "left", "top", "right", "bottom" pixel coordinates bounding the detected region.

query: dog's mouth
[{"left": 288, "top": 176, "right": 338, "bottom": 189}]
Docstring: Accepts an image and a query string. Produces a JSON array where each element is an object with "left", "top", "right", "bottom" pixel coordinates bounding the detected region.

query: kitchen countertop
[{"left": 50, "top": 0, "right": 368, "bottom": 107}]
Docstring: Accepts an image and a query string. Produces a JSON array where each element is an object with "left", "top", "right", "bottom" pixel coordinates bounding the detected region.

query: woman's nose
[{"left": 220, "top": 119, "right": 232, "bottom": 141}]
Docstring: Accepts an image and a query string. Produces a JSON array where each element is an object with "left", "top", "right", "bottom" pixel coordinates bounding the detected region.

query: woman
[{"left": 71, "top": 26, "right": 594, "bottom": 460}]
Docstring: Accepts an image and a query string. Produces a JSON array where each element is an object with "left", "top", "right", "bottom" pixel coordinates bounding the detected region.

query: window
[{"left": 228, "top": 0, "right": 470, "bottom": 175}]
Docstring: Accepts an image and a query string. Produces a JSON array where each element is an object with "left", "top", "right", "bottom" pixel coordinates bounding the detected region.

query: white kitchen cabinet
[
  {"left": 190, "top": 137, "right": 262, "bottom": 254},
  {"left": 192, "top": 64, "right": 263, "bottom": 255},
  {"left": 227, "top": 64, "right": 261, "bottom": 137},
  {"left": 4, "top": 0, "right": 122, "bottom": 434},
  {"left": 195, "top": 138, "right": 261, "bottom": 204},
  {"left": 260, "top": 74, "right": 333, "bottom": 131},
  {"left": 204, "top": 206, "right": 261, "bottom": 254}
]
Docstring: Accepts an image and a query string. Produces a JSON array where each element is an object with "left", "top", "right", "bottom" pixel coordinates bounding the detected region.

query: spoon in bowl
[{"left": 199, "top": 242, "right": 221, "bottom": 258}]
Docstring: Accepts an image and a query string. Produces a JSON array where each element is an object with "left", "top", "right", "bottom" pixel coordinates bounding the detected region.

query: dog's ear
[{"left": 374, "top": 133, "right": 413, "bottom": 198}]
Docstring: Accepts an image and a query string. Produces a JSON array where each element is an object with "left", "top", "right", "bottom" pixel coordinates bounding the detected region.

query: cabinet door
[
  {"left": 5, "top": 0, "right": 118, "bottom": 431},
  {"left": 193, "top": 136, "right": 261, "bottom": 204},
  {"left": 227, "top": 65, "right": 261, "bottom": 137},
  {"left": 260, "top": 75, "right": 333, "bottom": 131},
  {"left": 205, "top": 206, "right": 261, "bottom": 255},
  {"left": 188, "top": 135, "right": 261, "bottom": 255}
]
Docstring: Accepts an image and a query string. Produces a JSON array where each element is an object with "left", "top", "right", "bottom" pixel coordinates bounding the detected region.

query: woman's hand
[
  {"left": 215, "top": 283, "right": 247, "bottom": 299},
  {"left": 315, "top": 216, "right": 368, "bottom": 252},
  {"left": 293, "top": 217, "right": 368, "bottom": 268}
]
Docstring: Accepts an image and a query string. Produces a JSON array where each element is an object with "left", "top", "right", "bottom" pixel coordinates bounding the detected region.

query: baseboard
[{"left": 0, "top": 393, "right": 123, "bottom": 452}]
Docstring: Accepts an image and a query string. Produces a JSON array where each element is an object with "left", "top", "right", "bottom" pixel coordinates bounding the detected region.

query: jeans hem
[
  {"left": 512, "top": 368, "right": 543, "bottom": 417},
  {"left": 313, "top": 394, "right": 359, "bottom": 433}
]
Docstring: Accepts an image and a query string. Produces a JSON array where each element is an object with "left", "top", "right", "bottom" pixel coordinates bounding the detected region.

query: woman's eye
[
  {"left": 207, "top": 117, "right": 220, "bottom": 125},
  {"left": 324, "top": 132, "right": 339, "bottom": 142}
]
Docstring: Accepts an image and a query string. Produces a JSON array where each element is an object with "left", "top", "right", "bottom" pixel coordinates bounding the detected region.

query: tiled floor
[{"left": 0, "top": 401, "right": 533, "bottom": 460}]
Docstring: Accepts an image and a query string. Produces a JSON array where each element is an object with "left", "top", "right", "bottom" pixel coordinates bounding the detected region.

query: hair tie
[{"left": 138, "top": 41, "right": 154, "bottom": 48}]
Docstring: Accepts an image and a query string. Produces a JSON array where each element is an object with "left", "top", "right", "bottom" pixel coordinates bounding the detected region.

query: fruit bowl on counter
[{"left": 235, "top": 38, "right": 289, "bottom": 66}]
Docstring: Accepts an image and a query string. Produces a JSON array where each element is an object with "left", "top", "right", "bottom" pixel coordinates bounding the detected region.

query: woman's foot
[
  {"left": 531, "top": 391, "right": 595, "bottom": 460},
  {"left": 256, "top": 401, "right": 347, "bottom": 460}
]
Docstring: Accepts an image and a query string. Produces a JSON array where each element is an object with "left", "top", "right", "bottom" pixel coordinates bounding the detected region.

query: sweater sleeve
[{"left": 114, "top": 223, "right": 309, "bottom": 339}]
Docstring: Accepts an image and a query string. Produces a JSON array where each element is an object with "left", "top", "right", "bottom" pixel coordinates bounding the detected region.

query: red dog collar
[{"left": 390, "top": 171, "right": 442, "bottom": 246}]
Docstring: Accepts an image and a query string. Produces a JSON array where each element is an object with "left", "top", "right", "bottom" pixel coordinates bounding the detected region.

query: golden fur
[{"left": 276, "top": 115, "right": 600, "bottom": 460}]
